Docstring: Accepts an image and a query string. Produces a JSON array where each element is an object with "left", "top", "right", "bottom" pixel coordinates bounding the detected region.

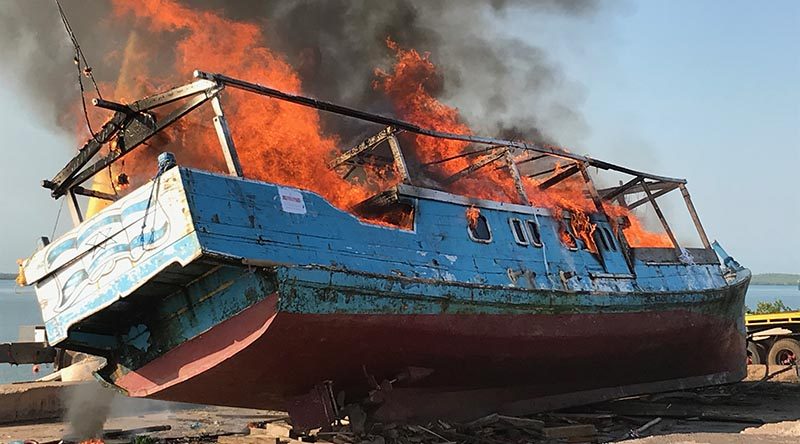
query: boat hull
[{"left": 111, "top": 275, "right": 747, "bottom": 421}]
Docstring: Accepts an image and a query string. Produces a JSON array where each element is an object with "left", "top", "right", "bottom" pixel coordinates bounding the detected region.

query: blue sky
[
  {"left": 505, "top": 0, "right": 799, "bottom": 273},
  {"left": 0, "top": 0, "right": 797, "bottom": 274}
]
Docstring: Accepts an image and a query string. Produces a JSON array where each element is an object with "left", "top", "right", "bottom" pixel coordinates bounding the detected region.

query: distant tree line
[
  {"left": 751, "top": 273, "right": 800, "bottom": 286},
  {"left": 746, "top": 299, "right": 796, "bottom": 314}
]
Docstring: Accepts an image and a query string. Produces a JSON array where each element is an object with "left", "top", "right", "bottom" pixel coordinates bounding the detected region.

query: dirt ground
[{"left": 2, "top": 374, "right": 800, "bottom": 443}]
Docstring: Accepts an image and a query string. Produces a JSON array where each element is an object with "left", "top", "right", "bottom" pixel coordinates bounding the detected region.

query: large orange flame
[
  {"left": 105, "top": 0, "right": 392, "bottom": 215},
  {"left": 79, "top": 1, "right": 670, "bottom": 248}
]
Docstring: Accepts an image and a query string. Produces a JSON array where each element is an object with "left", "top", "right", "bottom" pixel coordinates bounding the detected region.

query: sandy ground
[
  {"left": 624, "top": 382, "right": 800, "bottom": 444},
  {"left": 2, "top": 376, "right": 800, "bottom": 443}
]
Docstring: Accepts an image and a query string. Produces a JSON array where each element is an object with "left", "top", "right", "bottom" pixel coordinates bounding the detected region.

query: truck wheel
[
  {"left": 747, "top": 342, "right": 764, "bottom": 365},
  {"left": 767, "top": 338, "right": 800, "bottom": 365}
]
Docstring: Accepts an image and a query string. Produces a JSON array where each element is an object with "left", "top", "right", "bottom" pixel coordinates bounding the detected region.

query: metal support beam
[
  {"left": 679, "top": 183, "right": 711, "bottom": 249},
  {"left": 211, "top": 96, "right": 243, "bottom": 177},
  {"left": 627, "top": 183, "right": 679, "bottom": 210},
  {"left": 537, "top": 163, "right": 580, "bottom": 190},
  {"left": 503, "top": 149, "right": 530, "bottom": 204},
  {"left": 66, "top": 190, "right": 83, "bottom": 225},
  {"left": 386, "top": 135, "right": 411, "bottom": 184},
  {"left": 443, "top": 150, "right": 504, "bottom": 185},
  {"left": 640, "top": 181, "right": 679, "bottom": 251}
]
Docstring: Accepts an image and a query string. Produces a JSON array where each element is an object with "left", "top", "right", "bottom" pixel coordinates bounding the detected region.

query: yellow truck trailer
[{"left": 746, "top": 311, "right": 800, "bottom": 365}]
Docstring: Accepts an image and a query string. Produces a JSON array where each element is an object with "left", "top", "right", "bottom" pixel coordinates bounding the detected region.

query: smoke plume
[{"left": 0, "top": 0, "right": 597, "bottom": 146}]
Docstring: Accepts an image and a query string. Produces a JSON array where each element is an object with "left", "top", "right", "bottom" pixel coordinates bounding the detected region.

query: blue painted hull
[{"left": 23, "top": 167, "right": 748, "bottom": 419}]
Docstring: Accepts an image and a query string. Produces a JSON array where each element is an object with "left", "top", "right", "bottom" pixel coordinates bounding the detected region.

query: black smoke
[{"left": 0, "top": 0, "right": 597, "bottom": 146}]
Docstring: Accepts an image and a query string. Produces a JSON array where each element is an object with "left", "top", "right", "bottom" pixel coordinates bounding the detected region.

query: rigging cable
[
  {"left": 54, "top": 0, "right": 104, "bottom": 143},
  {"left": 50, "top": 198, "right": 65, "bottom": 241}
]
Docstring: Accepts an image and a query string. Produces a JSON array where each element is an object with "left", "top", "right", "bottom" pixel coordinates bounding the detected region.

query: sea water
[
  {"left": 1, "top": 280, "right": 798, "bottom": 383},
  {"left": 0, "top": 279, "right": 53, "bottom": 383}
]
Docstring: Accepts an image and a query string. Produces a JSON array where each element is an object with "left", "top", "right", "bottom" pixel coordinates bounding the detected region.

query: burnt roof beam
[
  {"left": 600, "top": 177, "right": 644, "bottom": 201},
  {"left": 537, "top": 163, "right": 580, "bottom": 190},
  {"left": 194, "top": 70, "right": 686, "bottom": 185},
  {"left": 53, "top": 87, "right": 220, "bottom": 197},
  {"left": 328, "top": 126, "right": 397, "bottom": 169},
  {"left": 627, "top": 182, "right": 680, "bottom": 210},
  {"left": 442, "top": 150, "right": 505, "bottom": 185}
]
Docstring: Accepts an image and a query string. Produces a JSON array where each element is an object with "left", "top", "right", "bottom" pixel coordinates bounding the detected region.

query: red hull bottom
[{"left": 114, "top": 295, "right": 746, "bottom": 422}]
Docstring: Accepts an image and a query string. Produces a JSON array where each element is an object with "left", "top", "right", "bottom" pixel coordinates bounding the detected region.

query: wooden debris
[
  {"left": 102, "top": 425, "right": 172, "bottom": 439},
  {"left": 543, "top": 424, "right": 597, "bottom": 439},
  {"left": 600, "top": 400, "right": 764, "bottom": 424},
  {"left": 248, "top": 423, "right": 291, "bottom": 438}
]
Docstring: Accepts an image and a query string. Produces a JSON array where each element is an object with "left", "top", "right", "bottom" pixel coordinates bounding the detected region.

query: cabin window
[
  {"left": 603, "top": 227, "right": 618, "bottom": 251},
  {"left": 468, "top": 214, "right": 492, "bottom": 243},
  {"left": 526, "top": 220, "right": 543, "bottom": 247},
  {"left": 561, "top": 214, "right": 579, "bottom": 251},
  {"left": 509, "top": 218, "right": 528, "bottom": 245}
]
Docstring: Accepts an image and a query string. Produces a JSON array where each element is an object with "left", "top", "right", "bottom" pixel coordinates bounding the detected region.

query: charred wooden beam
[
  {"left": 422, "top": 145, "right": 497, "bottom": 166},
  {"left": 386, "top": 135, "right": 411, "bottom": 184},
  {"left": 627, "top": 183, "right": 679, "bottom": 210},
  {"left": 443, "top": 150, "right": 504, "bottom": 185},
  {"left": 46, "top": 79, "right": 221, "bottom": 199},
  {"left": 58, "top": 88, "right": 220, "bottom": 195},
  {"left": 680, "top": 183, "right": 711, "bottom": 249},
  {"left": 599, "top": 180, "right": 675, "bottom": 198},
  {"left": 503, "top": 149, "right": 530, "bottom": 204},
  {"left": 578, "top": 162, "right": 605, "bottom": 215},
  {"left": 66, "top": 189, "right": 83, "bottom": 225},
  {"left": 92, "top": 98, "right": 133, "bottom": 114},
  {"left": 71, "top": 186, "right": 117, "bottom": 201},
  {"left": 600, "top": 177, "right": 643, "bottom": 201},
  {"left": 195, "top": 70, "right": 687, "bottom": 185},
  {"left": 328, "top": 126, "right": 396, "bottom": 169},
  {"left": 526, "top": 165, "right": 564, "bottom": 179},
  {"left": 211, "top": 96, "right": 243, "bottom": 177},
  {"left": 537, "top": 163, "right": 580, "bottom": 190},
  {"left": 640, "top": 181, "right": 680, "bottom": 250},
  {"left": 515, "top": 153, "right": 549, "bottom": 166}
]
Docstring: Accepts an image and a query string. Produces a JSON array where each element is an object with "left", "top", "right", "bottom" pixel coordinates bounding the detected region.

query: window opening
[
  {"left": 466, "top": 208, "right": 492, "bottom": 243},
  {"left": 509, "top": 218, "right": 528, "bottom": 245},
  {"left": 526, "top": 220, "right": 543, "bottom": 247}
]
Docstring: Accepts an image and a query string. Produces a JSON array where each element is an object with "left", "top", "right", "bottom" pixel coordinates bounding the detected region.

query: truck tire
[
  {"left": 767, "top": 338, "right": 800, "bottom": 365},
  {"left": 747, "top": 342, "right": 764, "bottom": 365}
]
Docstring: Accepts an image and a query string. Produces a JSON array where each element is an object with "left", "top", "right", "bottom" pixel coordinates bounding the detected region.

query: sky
[{"left": 0, "top": 0, "right": 797, "bottom": 274}]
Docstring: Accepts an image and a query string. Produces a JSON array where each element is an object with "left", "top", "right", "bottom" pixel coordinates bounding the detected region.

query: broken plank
[{"left": 543, "top": 424, "right": 597, "bottom": 439}]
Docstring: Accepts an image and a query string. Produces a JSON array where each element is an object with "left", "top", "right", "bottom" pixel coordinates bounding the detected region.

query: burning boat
[{"left": 20, "top": 71, "right": 749, "bottom": 428}]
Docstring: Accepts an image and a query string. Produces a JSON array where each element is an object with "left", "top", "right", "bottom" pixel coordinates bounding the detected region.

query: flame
[
  {"left": 82, "top": 0, "right": 396, "bottom": 221},
  {"left": 74, "top": 1, "right": 671, "bottom": 249},
  {"left": 375, "top": 39, "right": 519, "bottom": 202},
  {"left": 465, "top": 206, "right": 480, "bottom": 229}
]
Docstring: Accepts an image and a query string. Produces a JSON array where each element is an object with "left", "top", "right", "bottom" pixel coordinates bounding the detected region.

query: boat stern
[{"left": 22, "top": 166, "right": 202, "bottom": 349}]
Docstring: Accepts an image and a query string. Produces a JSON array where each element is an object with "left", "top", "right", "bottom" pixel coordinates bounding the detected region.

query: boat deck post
[
  {"left": 679, "top": 184, "right": 711, "bottom": 249},
  {"left": 641, "top": 181, "right": 681, "bottom": 252},
  {"left": 211, "top": 95, "right": 244, "bottom": 177}
]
